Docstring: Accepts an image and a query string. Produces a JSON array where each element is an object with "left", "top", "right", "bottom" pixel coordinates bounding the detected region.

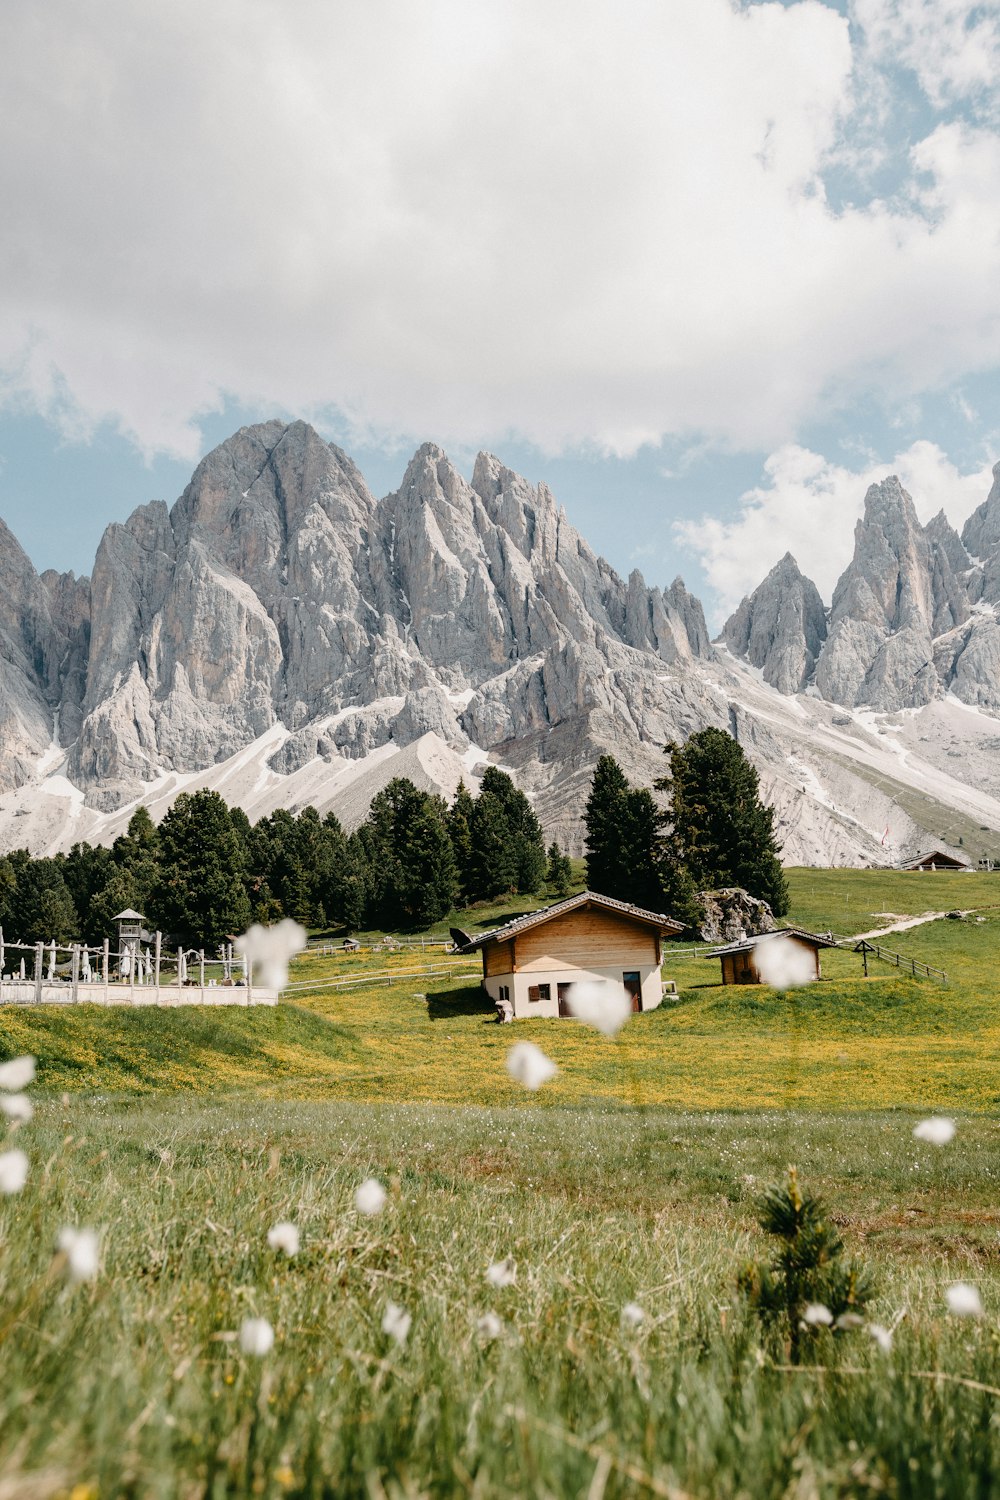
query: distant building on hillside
[
  {"left": 897, "top": 850, "right": 971, "bottom": 873},
  {"left": 709, "top": 927, "right": 838, "bottom": 986},
  {"left": 458, "top": 891, "right": 685, "bottom": 1020}
]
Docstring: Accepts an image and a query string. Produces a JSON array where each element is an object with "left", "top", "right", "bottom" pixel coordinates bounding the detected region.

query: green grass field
[{"left": 2, "top": 867, "right": 1000, "bottom": 1496}]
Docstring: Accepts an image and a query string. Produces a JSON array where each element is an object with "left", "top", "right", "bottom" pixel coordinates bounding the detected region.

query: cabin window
[{"left": 528, "top": 983, "right": 550, "bottom": 1003}]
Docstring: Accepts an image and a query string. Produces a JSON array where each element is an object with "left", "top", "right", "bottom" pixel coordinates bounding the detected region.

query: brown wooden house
[
  {"left": 459, "top": 892, "right": 685, "bottom": 1019},
  {"left": 711, "top": 927, "right": 837, "bottom": 986}
]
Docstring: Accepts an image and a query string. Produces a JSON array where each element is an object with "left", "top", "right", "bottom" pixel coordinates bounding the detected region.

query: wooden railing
[{"left": 850, "top": 939, "right": 948, "bottom": 984}]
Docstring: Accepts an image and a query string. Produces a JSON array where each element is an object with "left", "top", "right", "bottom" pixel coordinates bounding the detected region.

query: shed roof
[
  {"left": 707, "top": 926, "right": 839, "bottom": 958},
  {"left": 897, "top": 849, "right": 970, "bottom": 870},
  {"left": 457, "top": 891, "right": 685, "bottom": 953},
  {"left": 111, "top": 908, "right": 145, "bottom": 922}
]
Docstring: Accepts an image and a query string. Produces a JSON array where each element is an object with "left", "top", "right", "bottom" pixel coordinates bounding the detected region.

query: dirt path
[{"left": 850, "top": 910, "right": 953, "bottom": 942}]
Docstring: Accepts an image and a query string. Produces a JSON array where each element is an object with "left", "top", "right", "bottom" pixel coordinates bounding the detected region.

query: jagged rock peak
[
  {"left": 924, "top": 510, "right": 971, "bottom": 575},
  {"left": 961, "top": 460, "right": 1000, "bottom": 559},
  {"left": 721, "top": 552, "right": 826, "bottom": 694}
]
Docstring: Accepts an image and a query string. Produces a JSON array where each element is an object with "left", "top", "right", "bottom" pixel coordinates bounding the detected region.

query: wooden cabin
[
  {"left": 711, "top": 927, "right": 837, "bottom": 986},
  {"left": 459, "top": 892, "right": 685, "bottom": 1019},
  {"left": 898, "top": 850, "right": 970, "bottom": 872}
]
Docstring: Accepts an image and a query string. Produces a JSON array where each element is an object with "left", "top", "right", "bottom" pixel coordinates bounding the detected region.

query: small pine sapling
[{"left": 738, "top": 1166, "right": 875, "bottom": 1363}]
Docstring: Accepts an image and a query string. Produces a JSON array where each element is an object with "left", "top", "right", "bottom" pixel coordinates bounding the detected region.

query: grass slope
[
  {"left": 1, "top": 1095, "right": 999, "bottom": 1498},
  {"left": 3, "top": 868, "right": 999, "bottom": 1110}
]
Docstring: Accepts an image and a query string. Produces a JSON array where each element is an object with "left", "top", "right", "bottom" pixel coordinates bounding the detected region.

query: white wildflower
[
  {"left": 835, "top": 1311, "right": 864, "bottom": 1329},
  {"left": 57, "top": 1226, "right": 99, "bottom": 1282},
  {"left": 476, "top": 1311, "right": 503, "bottom": 1341},
  {"left": 753, "top": 936, "right": 815, "bottom": 989},
  {"left": 868, "top": 1323, "right": 893, "bottom": 1352},
  {"left": 0, "top": 1093, "right": 33, "bottom": 1123},
  {"left": 567, "top": 981, "right": 631, "bottom": 1036},
  {"left": 946, "top": 1282, "right": 984, "bottom": 1317},
  {"left": 239, "top": 1316, "right": 275, "bottom": 1355},
  {"left": 234, "top": 920, "right": 307, "bottom": 990},
  {"left": 913, "top": 1117, "right": 956, "bottom": 1146},
  {"left": 621, "top": 1301, "right": 646, "bottom": 1326},
  {"left": 355, "top": 1178, "right": 387, "bottom": 1215},
  {"left": 382, "top": 1301, "right": 411, "bottom": 1345},
  {"left": 803, "top": 1303, "right": 833, "bottom": 1326},
  {"left": 267, "top": 1221, "right": 300, "bottom": 1256},
  {"left": 0, "top": 1056, "right": 35, "bottom": 1091},
  {"left": 505, "top": 1041, "right": 558, "bottom": 1091},
  {"left": 0, "top": 1148, "right": 29, "bottom": 1194},
  {"left": 487, "top": 1256, "right": 516, "bottom": 1288}
]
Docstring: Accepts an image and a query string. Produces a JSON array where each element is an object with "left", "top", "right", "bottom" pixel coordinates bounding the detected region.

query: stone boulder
[{"left": 697, "top": 887, "right": 776, "bottom": 944}]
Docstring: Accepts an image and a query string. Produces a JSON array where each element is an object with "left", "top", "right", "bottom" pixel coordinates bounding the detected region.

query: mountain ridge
[{"left": 1, "top": 421, "right": 999, "bottom": 867}]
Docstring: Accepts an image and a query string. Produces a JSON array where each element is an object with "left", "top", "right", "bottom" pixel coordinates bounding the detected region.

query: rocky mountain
[{"left": 2, "top": 423, "right": 1000, "bottom": 869}]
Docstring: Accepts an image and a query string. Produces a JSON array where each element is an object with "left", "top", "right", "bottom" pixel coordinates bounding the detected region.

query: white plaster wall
[{"left": 483, "top": 965, "right": 662, "bottom": 1019}]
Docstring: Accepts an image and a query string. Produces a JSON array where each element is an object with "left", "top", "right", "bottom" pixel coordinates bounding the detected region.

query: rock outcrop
[
  {"left": 722, "top": 554, "right": 827, "bottom": 694},
  {"left": 697, "top": 887, "right": 776, "bottom": 944}
]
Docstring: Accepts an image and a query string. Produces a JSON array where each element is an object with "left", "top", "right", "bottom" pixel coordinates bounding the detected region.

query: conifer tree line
[
  {"left": 0, "top": 768, "right": 561, "bottom": 952},
  {"left": 583, "top": 728, "right": 789, "bottom": 925}
]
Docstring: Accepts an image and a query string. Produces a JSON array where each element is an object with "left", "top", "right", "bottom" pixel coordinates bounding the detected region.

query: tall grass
[{"left": 2, "top": 1096, "right": 999, "bottom": 1497}]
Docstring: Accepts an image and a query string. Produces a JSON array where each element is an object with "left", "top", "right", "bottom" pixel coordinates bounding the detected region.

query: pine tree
[
  {"left": 738, "top": 1167, "right": 875, "bottom": 1363},
  {"left": 467, "top": 791, "right": 519, "bottom": 900},
  {"left": 447, "top": 780, "right": 477, "bottom": 900},
  {"left": 360, "top": 779, "right": 457, "bottom": 928},
  {"left": 546, "top": 842, "right": 572, "bottom": 896},
  {"left": 583, "top": 755, "right": 632, "bottom": 898},
  {"left": 478, "top": 768, "right": 546, "bottom": 896},
  {"left": 2, "top": 853, "right": 78, "bottom": 943},
  {"left": 655, "top": 728, "right": 788, "bottom": 917},
  {"left": 149, "top": 790, "right": 252, "bottom": 949}
]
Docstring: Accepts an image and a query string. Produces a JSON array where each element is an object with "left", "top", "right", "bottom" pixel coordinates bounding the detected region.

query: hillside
[{"left": 4, "top": 869, "right": 998, "bottom": 1110}]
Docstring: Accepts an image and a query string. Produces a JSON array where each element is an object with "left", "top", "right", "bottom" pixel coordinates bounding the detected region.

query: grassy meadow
[{"left": 2, "top": 867, "right": 1000, "bottom": 1496}]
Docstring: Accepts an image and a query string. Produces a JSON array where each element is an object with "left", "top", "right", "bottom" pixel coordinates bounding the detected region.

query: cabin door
[
  {"left": 623, "top": 971, "right": 642, "bottom": 1012},
  {"left": 557, "top": 983, "right": 573, "bottom": 1017}
]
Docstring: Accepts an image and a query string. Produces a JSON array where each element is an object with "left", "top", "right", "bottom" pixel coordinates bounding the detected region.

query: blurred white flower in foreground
[
  {"left": 835, "top": 1311, "right": 864, "bottom": 1330},
  {"left": 506, "top": 1041, "right": 557, "bottom": 1090},
  {"left": 382, "top": 1301, "right": 411, "bottom": 1344},
  {"left": 476, "top": 1311, "right": 503, "bottom": 1341},
  {"left": 57, "top": 1226, "right": 99, "bottom": 1282},
  {"left": 355, "top": 1178, "right": 387, "bottom": 1215},
  {"left": 234, "top": 920, "right": 307, "bottom": 990},
  {"left": 487, "top": 1256, "right": 516, "bottom": 1288},
  {"left": 267, "top": 1221, "right": 300, "bottom": 1256},
  {"left": 240, "top": 1316, "right": 275, "bottom": 1355},
  {"left": 913, "top": 1117, "right": 956, "bottom": 1146},
  {"left": 0, "top": 1148, "right": 28, "bottom": 1194},
  {"left": 0, "top": 1056, "right": 35, "bottom": 1091},
  {"left": 803, "top": 1303, "right": 833, "bottom": 1326},
  {"left": 753, "top": 936, "right": 815, "bottom": 990},
  {"left": 868, "top": 1323, "right": 893, "bottom": 1352},
  {"left": 945, "top": 1282, "right": 984, "bottom": 1317},
  {"left": 567, "top": 981, "right": 631, "bottom": 1036},
  {"left": 0, "top": 1093, "right": 33, "bottom": 1123},
  {"left": 621, "top": 1301, "right": 645, "bottom": 1326}
]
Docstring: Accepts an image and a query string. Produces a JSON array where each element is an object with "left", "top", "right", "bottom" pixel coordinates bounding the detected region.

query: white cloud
[
  {"left": 853, "top": 0, "right": 1000, "bottom": 114},
  {"left": 0, "top": 2, "right": 999, "bottom": 463},
  {"left": 677, "top": 440, "right": 996, "bottom": 623}
]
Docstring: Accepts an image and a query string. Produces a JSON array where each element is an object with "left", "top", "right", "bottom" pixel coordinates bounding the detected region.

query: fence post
[
  {"left": 154, "top": 931, "right": 161, "bottom": 1003},
  {"left": 103, "top": 939, "right": 110, "bottom": 1003},
  {"left": 71, "top": 944, "right": 79, "bottom": 1004},
  {"left": 34, "top": 943, "right": 43, "bottom": 1002}
]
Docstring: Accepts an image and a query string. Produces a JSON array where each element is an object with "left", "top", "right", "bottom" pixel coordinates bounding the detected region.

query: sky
[{"left": 2, "top": 0, "right": 1000, "bottom": 630}]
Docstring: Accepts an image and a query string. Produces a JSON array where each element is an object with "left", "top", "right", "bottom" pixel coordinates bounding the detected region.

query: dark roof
[
  {"left": 897, "top": 850, "right": 970, "bottom": 869},
  {"left": 458, "top": 891, "right": 686, "bottom": 953},
  {"left": 707, "top": 926, "right": 839, "bottom": 958}
]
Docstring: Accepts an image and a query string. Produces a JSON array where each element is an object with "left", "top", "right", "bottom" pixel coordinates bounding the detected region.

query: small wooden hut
[{"left": 711, "top": 927, "right": 838, "bottom": 986}]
